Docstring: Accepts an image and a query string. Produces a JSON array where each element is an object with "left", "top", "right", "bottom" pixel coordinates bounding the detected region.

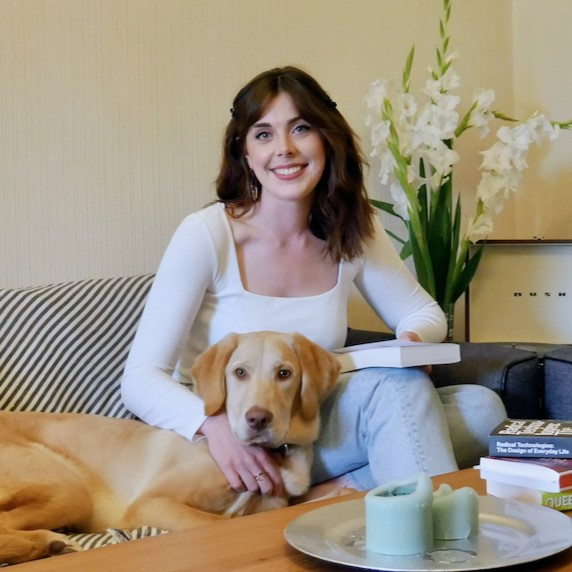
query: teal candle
[
  {"left": 365, "top": 473, "right": 434, "bottom": 555},
  {"left": 432, "top": 484, "right": 479, "bottom": 540}
]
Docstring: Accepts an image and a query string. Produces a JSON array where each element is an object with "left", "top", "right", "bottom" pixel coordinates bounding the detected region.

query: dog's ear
[
  {"left": 191, "top": 333, "right": 239, "bottom": 416},
  {"left": 292, "top": 333, "right": 341, "bottom": 421}
]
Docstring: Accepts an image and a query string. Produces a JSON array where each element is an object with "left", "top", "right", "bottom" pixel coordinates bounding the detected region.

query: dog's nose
[{"left": 245, "top": 407, "right": 273, "bottom": 431}]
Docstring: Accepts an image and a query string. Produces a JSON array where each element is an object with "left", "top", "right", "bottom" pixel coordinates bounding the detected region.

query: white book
[
  {"left": 333, "top": 339, "right": 461, "bottom": 373},
  {"left": 485, "top": 479, "right": 572, "bottom": 511},
  {"left": 478, "top": 456, "right": 572, "bottom": 493}
]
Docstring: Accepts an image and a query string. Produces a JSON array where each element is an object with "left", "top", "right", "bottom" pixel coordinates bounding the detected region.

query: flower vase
[{"left": 444, "top": 303, "right": 455, "bottom": 341}]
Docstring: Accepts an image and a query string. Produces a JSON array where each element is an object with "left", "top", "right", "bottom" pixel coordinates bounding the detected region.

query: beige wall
[
  {"left": 1, "top": 1, "right": 569, "bottom": 334},
  {"left": 507, "top": 0, "right": 572, "bottom": 239}
]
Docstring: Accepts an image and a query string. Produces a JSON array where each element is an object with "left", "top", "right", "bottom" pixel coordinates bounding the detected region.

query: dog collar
[{"left": 269, "top": 443, "right": 292, "bottom": 458}]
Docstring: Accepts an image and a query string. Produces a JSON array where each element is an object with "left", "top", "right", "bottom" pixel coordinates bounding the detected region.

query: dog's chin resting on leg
[{"left": 0, "top": 331, "right": 341, "bottom": 564}]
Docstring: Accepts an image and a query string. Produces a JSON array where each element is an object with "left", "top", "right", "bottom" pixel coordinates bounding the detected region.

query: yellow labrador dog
[{"left": 0, "top": 331, "right": 340, "bottom": 564}]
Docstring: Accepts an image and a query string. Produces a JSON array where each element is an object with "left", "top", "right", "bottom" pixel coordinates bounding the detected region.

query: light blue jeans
[{"left": 311, "top": 367, "right": 507, "bottom": 490}]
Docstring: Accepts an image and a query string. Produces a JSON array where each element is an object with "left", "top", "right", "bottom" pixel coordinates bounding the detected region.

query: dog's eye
[
  {"left": 234, "top": 367, "right": 247, "bottom": 378},
  {"left": 277, "top": 369, "right": 292, "bottom": 380}
]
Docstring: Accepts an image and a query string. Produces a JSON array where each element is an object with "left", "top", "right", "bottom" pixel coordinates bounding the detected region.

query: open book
[{"left": 333, "top": 339, "right": 461, "bottom": 373}]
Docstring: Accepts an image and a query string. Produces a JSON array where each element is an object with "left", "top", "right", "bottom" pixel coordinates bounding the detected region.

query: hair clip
[
  {"left": 230, "top": 108, "right": 237, "bottom": 118},
  {"left": 326, "top": 98, "right": 337, "bottom": 110}
]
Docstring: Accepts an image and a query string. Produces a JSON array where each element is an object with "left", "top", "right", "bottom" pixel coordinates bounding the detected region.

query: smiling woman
[
  {"left": 244, "top": 93, "right": 326, "bottom": 206},
  {"left": 218, "top": 66, "right": 375, "bottom": 263},
  {"left": 231, "top": 93, "right": 334, "bottom": 298},
  {"left": 121, "top": 65, "right": 507, "bottom": 503}
]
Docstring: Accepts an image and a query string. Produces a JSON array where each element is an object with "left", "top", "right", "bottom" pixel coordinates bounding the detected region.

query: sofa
[{"left": 0, "top": 273, "right": 570, "bottom": 556}]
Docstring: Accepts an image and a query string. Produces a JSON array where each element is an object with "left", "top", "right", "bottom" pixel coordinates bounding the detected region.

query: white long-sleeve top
[{"left": 121, "top": 202, "right": 446, "bottom": 441}]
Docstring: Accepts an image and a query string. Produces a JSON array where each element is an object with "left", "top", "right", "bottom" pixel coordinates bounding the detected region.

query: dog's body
[{"left": 0, "top": 332, "right": 341, "bottom": 564}]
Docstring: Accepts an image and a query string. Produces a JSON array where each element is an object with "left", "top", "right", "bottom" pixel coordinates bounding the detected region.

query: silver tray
[{"left": 284, "top": 495, "right": 572, "bottom": 571}]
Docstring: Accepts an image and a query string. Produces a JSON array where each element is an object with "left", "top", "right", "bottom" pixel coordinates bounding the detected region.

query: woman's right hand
[{"left": 199, "top": 413, "right": 285, "bottom": 498}]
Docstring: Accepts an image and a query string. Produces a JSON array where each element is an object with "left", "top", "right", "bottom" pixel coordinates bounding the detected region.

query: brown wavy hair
[{"left": 216, "top": 66, "right": 375, "bottom": 261}]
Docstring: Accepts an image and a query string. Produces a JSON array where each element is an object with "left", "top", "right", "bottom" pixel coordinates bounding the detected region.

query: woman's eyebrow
[{"left": 250, "top": 116, "right": 305, "bottom": 129}]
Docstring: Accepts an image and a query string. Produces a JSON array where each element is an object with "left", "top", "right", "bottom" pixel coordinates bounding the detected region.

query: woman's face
[{"left": 244, "top": 92, "right": 326, "bottom": 204}]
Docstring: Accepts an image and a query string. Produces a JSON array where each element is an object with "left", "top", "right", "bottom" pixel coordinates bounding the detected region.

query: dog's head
[{"left": 191, "top": 332, "right": 341, "bottom": 448}]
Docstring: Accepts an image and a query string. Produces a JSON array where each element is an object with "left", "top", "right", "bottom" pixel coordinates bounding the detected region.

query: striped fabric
[
  {"left": 67, "top": 527, "right": 169, "bottom": 551},
  {"left": 0, "top": 274, "right": 154, "bottom": 416}
]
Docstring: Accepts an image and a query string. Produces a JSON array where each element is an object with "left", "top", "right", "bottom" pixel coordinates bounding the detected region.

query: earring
[{"left": 249, "top": 170, "right": 261, "bottom": 202}]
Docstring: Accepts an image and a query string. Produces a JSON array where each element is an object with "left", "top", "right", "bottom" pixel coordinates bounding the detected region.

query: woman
[{"left": 122, "top": 66, "right": 506, "bottom": 495}]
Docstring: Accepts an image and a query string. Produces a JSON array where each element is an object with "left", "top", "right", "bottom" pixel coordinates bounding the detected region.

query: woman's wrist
[
  {"left": 398, "top": 330, "right": 422, "bottom": 343},
  {"left": 198, "top": 413, "right": 226, "bottom": 439}
]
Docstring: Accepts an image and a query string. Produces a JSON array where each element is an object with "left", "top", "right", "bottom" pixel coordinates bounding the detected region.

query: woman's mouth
[{"left": 272, "top": 165, "right": 304, "bottom": 178}]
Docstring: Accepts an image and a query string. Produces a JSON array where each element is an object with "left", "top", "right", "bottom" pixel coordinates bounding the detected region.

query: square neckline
[{"left": 219, "top": 204, "right": 343, "bottom": 300}]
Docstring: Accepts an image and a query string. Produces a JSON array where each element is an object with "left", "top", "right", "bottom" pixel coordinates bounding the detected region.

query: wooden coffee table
[{"left": 12, "top": 469, "right": 572, "bottom": 571}]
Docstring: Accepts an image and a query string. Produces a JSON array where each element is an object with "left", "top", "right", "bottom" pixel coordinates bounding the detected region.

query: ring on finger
[{"left": 254, "top": 472, "right": 266, "bottom": 482}]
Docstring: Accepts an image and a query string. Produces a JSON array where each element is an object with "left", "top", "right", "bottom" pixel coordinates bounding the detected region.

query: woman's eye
[
  {"left": 234, "top": 367, "right": 247, "bottom": 378},
  {"left": 294, "top": 124, "right": 311, "bottom": 134},
  {"left": 277, "top": 369, "right": 292, "bottom": 380},
  {"left": 254, "top": 131, "right": 271, "bottom": 140}
]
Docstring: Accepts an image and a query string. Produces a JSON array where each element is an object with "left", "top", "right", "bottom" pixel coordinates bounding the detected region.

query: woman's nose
[{"left": 276, "top": 133, "right": 295, "bottom": 156}]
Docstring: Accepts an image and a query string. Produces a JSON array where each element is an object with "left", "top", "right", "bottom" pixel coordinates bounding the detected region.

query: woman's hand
[
  {"left": 398, "top": 330, "right": 432, "bottom": 374},
  {"left": 398, "top": 330, "right": 422, "bottom": 343},
  {"left": 199, "top": 413, "right": 285, "bottom": 497}
]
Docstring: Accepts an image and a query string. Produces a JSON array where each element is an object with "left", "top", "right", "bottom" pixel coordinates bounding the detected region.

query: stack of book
[{"left": 478, "top": 419, "right": 572, "bottom": 511}]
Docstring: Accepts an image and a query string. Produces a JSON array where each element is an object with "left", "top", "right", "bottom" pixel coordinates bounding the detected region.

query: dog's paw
[
  {"left": 292, "top": 479, "right": 358, "bottom": 504},
  {"left": 47, "top": 535, "right": 82, "bottom": 556}
]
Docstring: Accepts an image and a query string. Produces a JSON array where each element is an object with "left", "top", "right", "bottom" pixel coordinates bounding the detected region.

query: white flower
[
  {"left": 370, "top": 120, "right": 391, "bottom": 150},
  {"left": 365, "top": 79, "right": 390, "bottom": 126},
  {"left": 469, "top": 88, "right": 495, "bottom": 137},
  {"left": 430, "top": 94, "right": 460, "bottom": 140},
  {"left": 407, "top": 152, "right": 432, "bottom": 190},
  {"left": 527, "top": 114, "right": 559, "bottom": 141},
  {"left": 480, "top": 141, "right": 515, "bottom": 174},
  {"left": 409, "top": 95, "right": 459, "bottom": 149},
  {"left": 423, "top": 67, "right": 460, "bottom": 98},
  {"left": 498, "top": 124, "right": 533, "bottom": 155},
  {"left": 475, "top": 172, "right": 516, "bottom": 215},
  {"left": 466, "top": 212, "right": 494, "bottom": 243},
  {"left": 396, "top": 93, "right": 418, "bottom": 124},
  {"left": 427, "top": 142, "right": 459, "bottom": 176},
  {"left": 390, "top": 183, "right": 411, "bottom": 220},
  {"left": 375, "top": 150, "right": 396, "bottom": 185}
]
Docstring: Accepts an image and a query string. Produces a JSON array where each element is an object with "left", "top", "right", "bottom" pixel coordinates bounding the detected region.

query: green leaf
[
  {"left": 436, "top": 47, "right": 443, "bottom": 71},
  {"left": 369, "top": 199, "right": 403, "bottom": 219},
  {"left": 455, "top": 100, "right": 477, "bottom": 137},
  {"left": 407, "top": 221, "right": 436, "bottom": 299},
  {"left": 402, "top": 45, "right": 415, "bottom": 93},
  {"left": 399, "top": 240, "right": 413, "bottom": 260},
  {"left": 443, "top": 36, "right": 450, "bottom": 54},
  {"left": 492, "top": 110, "right": 519, "bottom": 122},
  {"left": 451, "top": 244, "right": 485, "bottom": 303},
  {"left": 444, "top": 0, "right": 451, "bottom": 22},
  {"left": 384, "top": 229, "right": 407, "bottom": 246}
]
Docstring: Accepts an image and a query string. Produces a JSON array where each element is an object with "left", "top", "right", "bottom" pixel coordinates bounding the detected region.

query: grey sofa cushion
[
  {"left": 544, "top": 346, "right": 572, "bottom": 419},
  {"left": 0, "top": 274, "right": 154, "bottom": 417},
  {"left": 432, "top": 343, "right": 542, "bottom": 419}
]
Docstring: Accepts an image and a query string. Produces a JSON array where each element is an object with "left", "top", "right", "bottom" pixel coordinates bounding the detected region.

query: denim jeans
[{"left": 311, "top": 367, "right": 507, "bottom": 490}]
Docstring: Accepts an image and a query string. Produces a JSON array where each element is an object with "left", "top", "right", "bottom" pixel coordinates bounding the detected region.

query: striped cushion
[
  {"left": 67, "top": 527, "right": 169, "bottom": 552},
  {"left": 0, "top": 274, "right": 154, "bottom": 416}
]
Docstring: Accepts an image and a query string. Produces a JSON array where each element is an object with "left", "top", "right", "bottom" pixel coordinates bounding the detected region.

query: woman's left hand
[{"left": 398, "top": 331, "right": 432, "bottom": 374}]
